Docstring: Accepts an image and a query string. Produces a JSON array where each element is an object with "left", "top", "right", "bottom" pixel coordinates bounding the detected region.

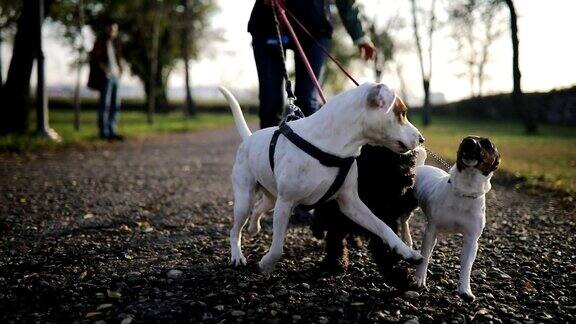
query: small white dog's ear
[{"left": 367, "top": 84, "right": 395, "bottom": 113}]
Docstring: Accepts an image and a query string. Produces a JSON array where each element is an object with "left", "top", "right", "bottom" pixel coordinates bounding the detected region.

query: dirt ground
[{"left": 0, "top": 126, "right": 574, "bottom": 323}]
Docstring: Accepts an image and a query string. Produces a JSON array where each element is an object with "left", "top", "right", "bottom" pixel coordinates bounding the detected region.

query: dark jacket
[
  {"left": 248, "top": 0, "right": 366, "bottom": 42},
  {"left": 87, "top": 36, "right": 123, "bottom": 91}
]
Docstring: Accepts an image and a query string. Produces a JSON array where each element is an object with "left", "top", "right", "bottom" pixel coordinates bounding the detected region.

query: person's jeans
[
  {"left": 98, "top": 77, "right": 120, "bottom": 138},
  {"left": 252, "top": 36, "right": 330, "bottom": 129}
]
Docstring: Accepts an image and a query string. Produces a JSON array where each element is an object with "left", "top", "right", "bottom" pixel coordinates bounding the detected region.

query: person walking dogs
[
  {"left": 88, "top": 21, "right": 124, "bottom": 140},
  {"left": 249, "top": 0, "right": 377, "bottom": 129}
]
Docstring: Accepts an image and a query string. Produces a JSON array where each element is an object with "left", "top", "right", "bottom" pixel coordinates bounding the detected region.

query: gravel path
[{"left": 0, "top": 126, "right": 574, "bottom": 323}]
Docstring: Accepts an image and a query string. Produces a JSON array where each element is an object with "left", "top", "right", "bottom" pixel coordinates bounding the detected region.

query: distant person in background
[
  {"left": 249, "top": 0, "right": 376, "bottom": 128},
  {"left": 88, "top": 21, "right": 124, "bottom": 140}
]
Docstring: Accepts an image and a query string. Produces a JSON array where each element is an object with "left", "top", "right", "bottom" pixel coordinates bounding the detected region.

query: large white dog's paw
[
  {"left": 413, "top": 273, "right": 427, "bottom": 288},
  {"left": 457, "top": 286, "right": 476, "bottom": 302},
  {"left": 393, "top": 243, "right": 423, "bottom": 265},
  {"left": 230, "top": 251, "right": 247, "bottom": 268},
  {"left": 258, "top": 253, "right": 279, "bottom": 275}
]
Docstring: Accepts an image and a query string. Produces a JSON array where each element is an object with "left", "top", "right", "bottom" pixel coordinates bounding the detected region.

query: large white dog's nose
[{"left": 418, "top": 135, "right": 425, "bottom": 144}]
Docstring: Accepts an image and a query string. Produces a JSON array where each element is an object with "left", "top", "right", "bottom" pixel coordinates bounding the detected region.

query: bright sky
[{"left": 2, "top": 0, "right": 575, "bottom": 102}]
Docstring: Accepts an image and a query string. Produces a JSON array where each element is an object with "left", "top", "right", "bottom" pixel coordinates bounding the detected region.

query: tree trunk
[
  {"left": 504, "top": 0, "right": 537, "bottom": 133},
  {"left": 183, "top": 57, "right": 195, "bottom": 116},
  {"left": 144, "top": 71, "right": 167, "bottom": 114},
  {"left": 0, "top": 36, "right": 3, "bottom": 88},
  {"left": 422, "top": 79, "right": 431, "bottom": 125},
  {"left": 147, "top": 1, "right": 162, "bottom": 125},
  {"left": 0, "top": 0, "right": 41, "bottom": 135},
  {"left": 181, "top": 0, "right": 196, "bottom": 116},
  {"left": 73, "top": 57, "right": 82, "bottom": 131},
  {"left": 73, "top": 0, "right": 85, "bottom": 131},
  {"left": 410, "top": 0, "right": 436, "bottom": 126}
]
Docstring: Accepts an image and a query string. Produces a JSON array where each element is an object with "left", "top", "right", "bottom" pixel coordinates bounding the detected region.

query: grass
[
  {"left": 412, "top": 116, "right": 576, "bottom": 194},
  {"left": 0, "top": 109, "right": 255, "bottom": 152},
  {"left": 1, "top": 109, "right": 574, "bottom": 194}
]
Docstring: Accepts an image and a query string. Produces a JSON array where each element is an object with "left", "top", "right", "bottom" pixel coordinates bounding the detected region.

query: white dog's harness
[{"left": 269, "top": 124, "right": 356, "bottom": 210}]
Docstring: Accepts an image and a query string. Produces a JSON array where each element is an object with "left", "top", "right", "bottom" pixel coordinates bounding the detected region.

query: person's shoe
[{"left": 109, "top": 134, "right": 125, "bottom": 141}]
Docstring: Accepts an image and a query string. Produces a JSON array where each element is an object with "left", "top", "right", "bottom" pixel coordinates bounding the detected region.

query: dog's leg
[
  {"left": 247, "top": 193, "right": 274, "bottom": 237},
  {"left": 414, "top": 224, "right": 437, "bottom": 287},
  {"left": 368, "top": 237, "right": 409, "bottom": 288},
  {"left": 399, "top": 212, "right": 413, "bottom": 248},
  {"left": 322, "top": 228, "right": 349, "bottom": 273},
  {"left": 258, "top": 198, "right": 293, "bottom": 274},
  {"left": 457, "top": 235, "right": 479, "bottom": 301},
  {"left": 337, "top": 191, "right": 422, "bottom": 263},
  {"left": 230, "top": 163, "right": 256, "bottom": 267}
]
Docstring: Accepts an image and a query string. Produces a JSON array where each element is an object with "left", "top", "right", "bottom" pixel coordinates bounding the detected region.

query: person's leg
[
  {"left": 252, "top": 37, "right": 285, "bottom": 129},
  {"left": 107, "top": 78, "right": 121, "bottom": 137},
  {"left": 294, "top": 37, "right": 330, "bottom": 116},
  {"left": 98, "top": 78, "right": 112, "bottom": 138}
]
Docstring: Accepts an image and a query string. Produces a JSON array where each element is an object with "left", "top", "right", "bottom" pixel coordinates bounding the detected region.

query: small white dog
[
  {"left": 402, "top": 137, "right": 500, "bottom": 301},
  {"left": 219, "top": 83, "right": 425, "bottom": 275}
]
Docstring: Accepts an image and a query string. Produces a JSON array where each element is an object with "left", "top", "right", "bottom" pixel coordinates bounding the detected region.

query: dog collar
[
  {"left": 456, "top": 192, "right": 483, "bottom": 199},
  {"left": 448, "top": 179, "right": 483, "bottom": 199},
  {"left": 269, "top": 124, "right": 356, "bottom": 210}
]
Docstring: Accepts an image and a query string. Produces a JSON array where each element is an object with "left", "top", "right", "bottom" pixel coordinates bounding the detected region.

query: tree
[
  {"left": 448, "top": 0, "right": 505, "bottom": 97},
  {"left": 321, "top": 20, "right": 358, "bottom": 94},
  {"left": 322, "top": 4, "right": 396, "bottom": 94},
  {"left": 180, "top": 0, "right": 196, "bottom": 116},
  {"left": 0, "top": 0, "right": 21, "bottom": 88},
  {"left": 368, "top": 13, "right": 396, "bottom": 82},
  {"left": 51, "top": 0, "right": 88, "bottom": 130},
  {"left": 51, "top": 0, "right": 216, "bottom": 117},
  {"left": 366, "top": 3, "right": 411, "bottom": 100},
  {"left": 73, "top": 0, "right": 85, "bottom": 130},
  {"left": 0, "top": 0, "right": 54, "bottom": 135},
  {"left": 410, "top": 0, "right": 438, "bottom": 126},
  {"left": 86, "top": 0, "right": 216, "bottom": 116},
  {"left": 503, "top": 0, "right": 537, "bottom": 133}
]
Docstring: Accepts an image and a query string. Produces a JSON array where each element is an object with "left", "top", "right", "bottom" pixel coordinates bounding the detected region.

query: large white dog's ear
[{"left": 367, "top": 84, "right": 395, "bottom": 113}]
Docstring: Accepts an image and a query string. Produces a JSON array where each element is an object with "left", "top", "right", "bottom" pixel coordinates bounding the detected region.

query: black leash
[{"left": 270, "top": 0, "right": 305, "bottom": 124}]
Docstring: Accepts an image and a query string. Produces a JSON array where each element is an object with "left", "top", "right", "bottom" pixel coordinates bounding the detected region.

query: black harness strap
[
  {"left": 269, "top": 124, "right": 356, "bottom": 210},
  {"left": 269, "top": 129, "right": 282, "bottom": 171}
]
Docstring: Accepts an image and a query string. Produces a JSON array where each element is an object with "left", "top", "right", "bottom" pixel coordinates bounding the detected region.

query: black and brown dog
[{"left": 312, "top": 144, "right": 418, "bottom": 285}]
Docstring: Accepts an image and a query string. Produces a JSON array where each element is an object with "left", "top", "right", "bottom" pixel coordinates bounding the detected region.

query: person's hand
[
  {"left": 357, "top": 40, "right": 377, "bottom": 61},
  {"left": 100, "top": 64, "right": 111, "bottom": 77}
]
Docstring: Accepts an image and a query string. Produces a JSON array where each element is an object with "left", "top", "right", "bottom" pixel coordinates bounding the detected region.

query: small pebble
[{"left": 166, "top": 269, "right": 183, "bottom": 280}]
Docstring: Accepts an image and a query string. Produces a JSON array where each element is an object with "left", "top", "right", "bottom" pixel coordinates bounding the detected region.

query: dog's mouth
[
  {"left": 461, "top": 157, "right": 478, "bottom": 167},
  {"left": 397, "top": 141, "right": 409, "bottom": 152},
  {"left": 460, "top": 150, "right": 480, "bottom": 167}
]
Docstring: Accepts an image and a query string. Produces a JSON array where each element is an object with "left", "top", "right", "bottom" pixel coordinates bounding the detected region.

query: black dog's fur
[{"left": 312, "top": 145, "right": 418, "bottom": 284}]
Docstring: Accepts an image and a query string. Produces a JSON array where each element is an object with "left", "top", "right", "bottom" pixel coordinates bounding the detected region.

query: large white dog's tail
[
  {"left": 414, "top": 146, "right": 427, "bottom": 166},
  {"left": 218, "top": 86, "right": 252, "bottom": 141}
]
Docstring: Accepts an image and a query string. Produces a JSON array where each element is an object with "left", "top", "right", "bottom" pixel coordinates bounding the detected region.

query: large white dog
[
  {"left": 404, "top": 137, "right": 500, "bottom": 301},
  {"left": 219, "top": 83, "right": 425, "bottom": 274}
]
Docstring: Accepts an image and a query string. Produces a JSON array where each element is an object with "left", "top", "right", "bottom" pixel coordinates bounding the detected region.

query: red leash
[
  {"left": 274, "top": 1, "right": 327, "bottom": 103},
  {"left": 277, "top": 1, "right": 360, "bottom": 87},
  {"left": 273, "top": 0, "right": 360, "bottom": 105}
]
